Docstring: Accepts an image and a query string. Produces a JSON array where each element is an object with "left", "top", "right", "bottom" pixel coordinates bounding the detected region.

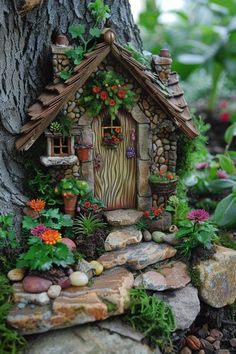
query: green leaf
[
  {"left": 208, "top": 179, "right": 235, "bottom": 192},
  {"left": 68, "top": 24, "right": 85, "bottom": 38},
  {"left": 89, "top": 27, "right": 102, "bottom": 38},
  {"left": 214, "top": 193, "right": 236, "bottom": 227},
  {"left": 224, "top": 122, "right": 236, "bottom": 144},
  {"left": 177, "top": 53, "right": 206, "bottom": 65},
  {"left": 88, "top": 0, "right": 110, "bottom": 23},
  {"left": 217, "top": 154, "right": 236, "bottom": 174},
  {"left": 196, "top": 231, "right": 212, "bottom": 247},
  {"left": 59, "top": 70, "right": 72, "bottom": 81},
  {"left": 22, "top": 216, "right": 38, "bottom": 230}
]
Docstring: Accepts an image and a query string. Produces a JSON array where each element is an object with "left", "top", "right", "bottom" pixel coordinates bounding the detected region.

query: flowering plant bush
[
  {"left": 79, "top": 70, "right": 137, "bottom": 118},
  {"left": 176, "top": 209, "right": 219, "bottom": 258},
  {"left": 77, "top": 194, "right": 105, "bottom": 214},
  {"left": 102, "top": 128, "right": 124, "bottom": 148},
  {"left": 149, "top": 172, "right": 177, "bottom": 183},
  {"left": 143, "top": 207, "right": 164, "bottom": 220}
]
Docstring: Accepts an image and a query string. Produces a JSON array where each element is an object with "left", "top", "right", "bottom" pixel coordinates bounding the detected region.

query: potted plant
[
  {"left": 148, "top": 171, "right": 178, "bottom": 196},
  {"left": 56, "top": 178, "right": 90, "bottom": 217},
  {"left": 102, "top": 128, "right": 124, "bottom": 149},
  {"left": 74, "top": 142, "right": 93, "bottom": 161}
]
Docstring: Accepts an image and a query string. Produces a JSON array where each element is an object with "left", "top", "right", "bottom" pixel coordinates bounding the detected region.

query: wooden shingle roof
[{"left": 16, "top": 28, "right": 198, "bottom": 151}]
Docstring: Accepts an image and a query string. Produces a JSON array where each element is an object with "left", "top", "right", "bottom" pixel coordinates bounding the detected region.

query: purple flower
[
  {"left": 76, "top": 206, "right": 81, "bottom": 213},
  {"left": 195, "top": 162, "right": 209, "bottom": 170},
  {"left": 187, "top": 209, "right": 209, "bottom": 222},
  {"left": 31, "top": 224, "right": 47, "bottom": 237},
  {"left": 217, "top": 169, "right": 227, "bottom": 179}
]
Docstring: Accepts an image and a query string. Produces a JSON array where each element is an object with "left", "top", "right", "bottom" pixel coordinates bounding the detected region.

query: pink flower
[
  {"left": 217, "top": 170, "right": 227, "bottom": 179},
  {"left": 31, "top": 224, "right": 47, "bottom": 237},
  {"left": 187, "top": 209, "right": 209, "bottom": 222},
  {"left": 195, "top": 162, "right": 209, "bottom": 170}
]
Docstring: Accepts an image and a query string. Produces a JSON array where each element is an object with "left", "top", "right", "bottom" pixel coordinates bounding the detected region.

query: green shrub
[{"left": 73, "top": 214, "right": 106, "bottom": 237}]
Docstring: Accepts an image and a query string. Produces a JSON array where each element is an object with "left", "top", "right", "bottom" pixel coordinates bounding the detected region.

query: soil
[{"left": 75, "top": 228, "right": 108, "bottom": 261}]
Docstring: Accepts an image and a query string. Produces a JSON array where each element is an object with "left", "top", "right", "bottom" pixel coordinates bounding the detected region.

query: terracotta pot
[
  {"left": 76, "top": 148, "right": 90, "bottom": 161},
  {"left": 63, "top": 195, "right": 78, "bottom": 218},
  {"left": 55, "top": 34, "right": 69, "bottom": 46}
]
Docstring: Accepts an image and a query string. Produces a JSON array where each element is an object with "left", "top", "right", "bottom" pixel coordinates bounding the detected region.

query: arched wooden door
[{"left": 92, "top": 111, "right": 136, "bottom": 210}]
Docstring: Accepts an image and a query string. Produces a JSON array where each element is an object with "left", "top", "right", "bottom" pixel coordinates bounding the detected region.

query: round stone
[
  {"left": 23, "top": 276, "right": 52, "bottom": 293},
  {"left": 61, "top": 238, "right": 76, "bottom": 251},
  {"left": 47, "top": 285, "right": 62, "bottom": 299},
  {"left": 159, "top": 157, "right": 165, "bottom": 164},
  {"left": 160, "top": 164, "right": 167, "bottom": 172},
  {"left": 157, "top": 147, "right": 164, "bottom": 156},
  {"left": 7, "top": 268, "right": 25, "bottom": 282},
  {"left": 69, "top": 272, "right": 89, "bottom": 286}
]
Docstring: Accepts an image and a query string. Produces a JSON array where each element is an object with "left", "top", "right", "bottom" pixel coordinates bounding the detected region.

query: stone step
[
  {"left": 105, "top": 226, "right": 142, "bottom": 251},
  {"left": 97, "top": 242, "right": 177, "bottom": 270},
  {"left": 134, "top": 261, "right": 191, "bottom": 291},
  {"left": 7, "top": 267, "right": 134, "bottom": 335},
  {"left": 104, "top": 209, "right": 143, "bottom": 226}
]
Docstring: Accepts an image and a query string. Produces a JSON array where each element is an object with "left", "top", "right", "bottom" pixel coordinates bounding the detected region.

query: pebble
[
  {"left": 22, "top": 276, "right": 52, "bottom": 293},
  {"left": 47, "top": 285, "right": 62, "bottom": 299},
  {"left": 152, "top": 231, "right": 165, "bottom": 243},
  {"left": 213, "top": 340, "right": 221, "bottom": 350},
  {"left": 180, "top": 346, "right": 192, "bottom": 354},
  {"left": 58, "top": 277, "right": 71, "bottom": 289},
  {"left": 210, "top": 329, "right": 223, "bottom": 340},
  {"left": 61, "top": 238, "right": 76, "bottom": 251},
  {"left": 200, "top": 339, "right": 214, "bottom": 351},
  {"left": 229, "top": 338, "right": 236, "bottom": 347},
  {"left": 206, "top": 336, "right": 215, "bottom": 343},
  {"left": 143, "top": 230, "right": 152, "bottom": 242},
  {"left": 7, "top": 268, "right": 25, "bottom": 281},
  {"left": 69, "top": 272, "right": 89, "bottom": 286}
]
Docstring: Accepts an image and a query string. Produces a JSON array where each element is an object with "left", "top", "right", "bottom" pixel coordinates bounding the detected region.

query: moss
[
  {"left": 101, "top": 299, "right": 118, "bottom": 312},
  {"left": 188, "top": 266, "right": 202, "bottom": 288},
  {"left": 125, "top": 288, "right": 176, "bottom": 350},
  {"left": 219, "top": 233, "right": 236, "bottom": 250}
]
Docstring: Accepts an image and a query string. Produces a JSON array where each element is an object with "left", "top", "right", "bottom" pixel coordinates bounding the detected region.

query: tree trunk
[{"left": 0, "top": 0, "right": 142, "bottom": 217}]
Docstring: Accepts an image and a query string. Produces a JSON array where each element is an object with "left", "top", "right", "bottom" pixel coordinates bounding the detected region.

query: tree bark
[{"left": 0, "top": 0, "right": 142, "bottom": 216}]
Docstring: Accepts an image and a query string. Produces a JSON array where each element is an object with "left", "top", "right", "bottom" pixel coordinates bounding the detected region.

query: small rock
[
  {"left": 199, "top": 350, "right": 205, "bottom": 354},
  {"left": 216, "top": 350, "right": 230, "bottom": 354},
  {"left": 76, "top": 259, "right": 94, "bottom": 279},
  {"left": 229, "top": 338, "right": 236, "bottom": 347},
  {"left": 69, "top": 272, "right": 88, "bottom": 286},
  {"left": 180, "top": 347, "right": 192, "bottom": 354},
  {"left": 23, "top": 276, "right": 52, "bottom": 293},
  {"left": 57, "top": 277, "right": 71, "bottom": 289},
  {"left": 162, "top": 233, "right": 180, "bottom": 246},
  {"left": 7, "top": 268, "right": 25, "bottom": 282},
  {"left": 60, "top": 238, "right": 76, "bottom": 251},
  {"left": 105, "top": 226, "right": 142, "bottom": 251},
  {"left": 47, "top": 285, "right": 61, "bottom": 299},
  {"left": 210, "top": 329, "right": 223, "bottom": 340},
  {"left": 206, "top": 336, "right": 216, "bottom": 343},
  {"left": 213, "top": 340, "right": 221, "bottom": 350},
  {"left": 17, "top": 302, "right": 26, "bottom": 309},
  {"left": 134, "top": 271, "right": 167, "bottom": 291},
  {"left": 152, "top": 231, "right": 165, "bottom": 243},
  {"left": 200, "top": 339, "right": 214, "bottom": 351},
  {"left": 143, "top": 230, "right": 152, "bottom": 242},
  {"left": 89, "top": 261, "right": 103, "bottom": 276},
  {"left": 185, "top": 335, "right": 202, "bottom": 350}
]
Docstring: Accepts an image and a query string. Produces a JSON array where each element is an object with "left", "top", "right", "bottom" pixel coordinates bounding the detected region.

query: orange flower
[
  {"left": 29, "top": 199, "right": 46, "bottom": 212},
  {"left": 41, "top": 229, "right": 61, "bottom": 245},
  {"left": 92, "top": 86, "right": 101, "bottom": 94},
  {"left": 114, "top": 128, "right": 121, "bottom": 133},
  {"left": 109, "top": 99, "right": 116, "bottom": 106},
  {"left": 154, "top": 209, "right": 162, "bottom": 217},
  {"left": 166, "top": 173, "right": 174, "bottom": 180}
]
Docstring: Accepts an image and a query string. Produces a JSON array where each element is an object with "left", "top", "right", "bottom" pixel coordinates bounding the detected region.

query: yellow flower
[{"left": 41, "top": 229, "right": 61, "bottom": 245}]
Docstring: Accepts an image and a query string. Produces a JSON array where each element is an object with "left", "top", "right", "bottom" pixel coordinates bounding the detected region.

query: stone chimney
[{"left": 152, "top": 48, "right": 172, "bottom": 86}]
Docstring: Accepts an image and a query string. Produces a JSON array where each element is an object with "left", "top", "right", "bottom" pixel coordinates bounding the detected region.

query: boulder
[
  {"left": 97, "top": 242, "right": 177, "bottom": 270},
  {"left": 22, "top": 276, "right": 52, "bottom": 293},
  {"left": 105, "top": 226, "right": 142, "bottom": 251},
  {"left": 60, "top": 238, "right": 76, "bottom": 251},
  {"left": 104, "top": 209, "right": 143, "bottom": 226},
  {"left": 7, "top": 267, "right": 134, "bottom": 334},
  {"left": 197, "top": 246, "right": 236, "bottom": 308},
  {"left": 76, "top": 259, "right": 94, "bottom": 279},
  {"left": 134, "top": 261, "right": 190, "bottom": 291},
  {"left": 146, "top": 212, "right": 172, "bottom": 232},
  {"left": 155, "top": 284, "right": 200, "bottom": 330}
]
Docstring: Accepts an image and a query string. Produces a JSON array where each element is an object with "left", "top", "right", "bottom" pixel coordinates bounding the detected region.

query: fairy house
[{"left": 16, "top": 28, "right": 198, "bottom": 211}]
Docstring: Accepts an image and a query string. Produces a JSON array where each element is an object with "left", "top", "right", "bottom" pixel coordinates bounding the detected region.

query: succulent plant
[{"left": 49, "top": 122, "right": 62, "bottom": 134}]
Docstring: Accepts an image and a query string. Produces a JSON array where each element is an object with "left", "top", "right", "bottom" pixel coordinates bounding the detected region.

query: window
[{"left": 51, "top": 136, "right": 72, "bottom": 156}]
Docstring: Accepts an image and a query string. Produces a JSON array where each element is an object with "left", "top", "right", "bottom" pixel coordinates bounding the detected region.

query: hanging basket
[
  {"left": 63, "top": 195, "right": 78, "bottom": 218},
  {"left": 149, "top": 179, "right": 178, "bottom": 196}
]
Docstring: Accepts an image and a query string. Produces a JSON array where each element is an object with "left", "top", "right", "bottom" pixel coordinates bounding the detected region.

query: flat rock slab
[
  {"left": 24, "top": 324, "right": 161, "bottom": 354},
  {"left": 7, "top": 267, "right": 134, "bottom": 334},
  {"left": 197, "top": 246, "right": 236, "bottom": 308},
  {"left": 97, "top": 242, "right": 177, "bottom": 270},
  {"left": 104, "top": 209, "right": 143, "bottom": 226},
  {"left": 134, "top": 261, "right": 190, "bottom": 291},
  {"left": 105, "top": 226, "right": 143, "bottom": 251},
  {"left": 155, "top": 284, "right": 200, "bottom": 330}
]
